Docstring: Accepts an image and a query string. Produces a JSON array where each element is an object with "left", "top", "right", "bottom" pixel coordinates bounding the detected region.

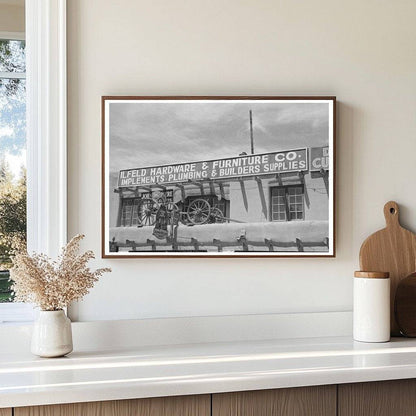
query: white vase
[{"left": 31, "top": 310, "right": 73, "bottom": 357}]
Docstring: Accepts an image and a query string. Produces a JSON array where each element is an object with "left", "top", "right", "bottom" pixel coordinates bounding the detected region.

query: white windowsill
[{"left": 0, "top": 303, "right": 35, "bottom": 324}]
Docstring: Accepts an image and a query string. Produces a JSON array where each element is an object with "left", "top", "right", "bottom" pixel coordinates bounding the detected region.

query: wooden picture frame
[{"left": 102, "top": 96, "right": 336, "bottom": 258}]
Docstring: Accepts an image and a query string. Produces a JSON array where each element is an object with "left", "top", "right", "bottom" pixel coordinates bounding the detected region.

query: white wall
[{"left": 67, "top": 0, "right": 416, "bottom": 321}]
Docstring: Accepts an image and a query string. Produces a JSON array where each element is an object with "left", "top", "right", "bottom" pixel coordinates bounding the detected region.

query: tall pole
[{"left": 249, "top": 110, "right": 254, "bottom": 154}]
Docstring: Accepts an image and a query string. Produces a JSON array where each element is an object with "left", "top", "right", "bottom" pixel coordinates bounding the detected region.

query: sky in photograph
[{"left": 109, "top": 101, "right": 329, "bottom": 174}]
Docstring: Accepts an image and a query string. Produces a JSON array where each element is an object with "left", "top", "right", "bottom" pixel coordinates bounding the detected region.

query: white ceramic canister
[
  {"left": 31, "top": 310, "right": 73, "bottom": 357},
  {"left": 353, "top": 271, "right": 390, "bottom": 343}
]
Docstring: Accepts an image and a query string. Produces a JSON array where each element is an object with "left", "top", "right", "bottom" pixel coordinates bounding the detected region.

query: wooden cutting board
[{"left": 359, "top": 201, "right": 416, "bottom": 336}]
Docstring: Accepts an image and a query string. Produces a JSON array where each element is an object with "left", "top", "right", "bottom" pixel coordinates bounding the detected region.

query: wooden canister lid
[{"left": 354, "top": 271, "right": 390, "bottom": 279}]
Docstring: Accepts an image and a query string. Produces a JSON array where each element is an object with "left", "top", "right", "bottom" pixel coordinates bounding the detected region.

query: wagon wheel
[
  {"left": 138, "top": 198, "right": 159, "bottom": 226},
  {"left": 187, "top": 199, "right": 211, "bottom": 225},
  {"left": 210, "top": 207, "right": 226, "bottom": 223}
]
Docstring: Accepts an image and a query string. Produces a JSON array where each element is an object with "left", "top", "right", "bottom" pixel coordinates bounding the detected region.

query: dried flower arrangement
[{"left": 10, "top": 234, "right": 111, "bottom": 311}]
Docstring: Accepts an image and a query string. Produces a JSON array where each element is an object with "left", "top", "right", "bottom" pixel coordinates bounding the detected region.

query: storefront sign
[
  {"left": 118, "top": 148, "right": 308, "bottom": 187},
  {"left": 310, "top": 147, "right": 329, "bottom": 171}
]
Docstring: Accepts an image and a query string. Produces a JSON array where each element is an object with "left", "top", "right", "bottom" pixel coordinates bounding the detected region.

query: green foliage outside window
[{"left": 0, "top": 161, "right": 26, "bottom": 302}]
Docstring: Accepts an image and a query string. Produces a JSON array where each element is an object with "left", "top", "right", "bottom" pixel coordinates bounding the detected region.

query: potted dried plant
[{"left": 10, "top": 234, "right": 111, "bottom": 358}]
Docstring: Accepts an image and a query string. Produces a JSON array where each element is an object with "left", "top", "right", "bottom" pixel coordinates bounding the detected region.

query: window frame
[
  {"left": 0, "top": 0, "right": 67, "bottom": 324},
  {"left": 270, "top": 187, "right": 287, "bottom": 221},
  {"left": 120, "top": 197, "right": 140, "bottom": 227},
  {"left": 270, "top": 185, "right": 305, "bottom": 222},
  {"left": 287, "top": 186, "right": 305, "bottom": 221},
  {"left": 26, "top": 0, "right": 67, "bottom": 257}
]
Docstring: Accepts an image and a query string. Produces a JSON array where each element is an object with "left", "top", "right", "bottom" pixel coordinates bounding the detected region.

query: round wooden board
[{"left": 395, "top": 273, "right": 416, "bottom": 337}]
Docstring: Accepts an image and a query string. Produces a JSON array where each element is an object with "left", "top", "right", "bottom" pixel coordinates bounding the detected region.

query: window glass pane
[
  {"left": 270, "top": 187, "right": 287, "bottom": 221},
  {"left": 0, "top": 40, "right": 27, "bottom": 304},
  {"left": 0, "top": 78, "right": 26, "bottom": 154},
  {"left": 288, "top": 187, "right": 304, "bottom": 221},
  {"left": 0, "top": 40, "right": 26, "bottom": 73},
  {"left": 131, "top": 198, "right": 140, "bottom": 225},
  {"left": 121, "top": 199, "right": 133, "bottom": 226},
  {"left": 271, "top": 186, "right": 304, "bottom": 222}
]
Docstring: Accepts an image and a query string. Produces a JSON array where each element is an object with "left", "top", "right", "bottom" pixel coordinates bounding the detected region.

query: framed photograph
[{"left": 102, "top": 96, "right": 336, "bottom": 258}]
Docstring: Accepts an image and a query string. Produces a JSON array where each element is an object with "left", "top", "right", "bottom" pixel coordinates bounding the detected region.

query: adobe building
[{"left": 108, "top": 146, "right": 330, "bottom": 252}]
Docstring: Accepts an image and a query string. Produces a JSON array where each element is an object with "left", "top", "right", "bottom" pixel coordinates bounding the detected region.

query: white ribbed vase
[{"left": 31, "top": 310, "right": 73, "bottom": 358}]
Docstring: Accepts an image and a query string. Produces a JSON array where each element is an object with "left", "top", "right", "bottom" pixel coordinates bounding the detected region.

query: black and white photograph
[{"left": 102, "top": 97, "right": 335, "bottom": 257}]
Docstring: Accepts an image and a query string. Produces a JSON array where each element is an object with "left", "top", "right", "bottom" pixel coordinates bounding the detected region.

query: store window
[
  {"left": 120, "top": 198, "right": 140, "bottom": 227},
  {"left": 120, "top": 190, "right": 174, "bottom": 227},
  {"left": 271, "top": 186, "right": 304, "bottom": 221}
]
